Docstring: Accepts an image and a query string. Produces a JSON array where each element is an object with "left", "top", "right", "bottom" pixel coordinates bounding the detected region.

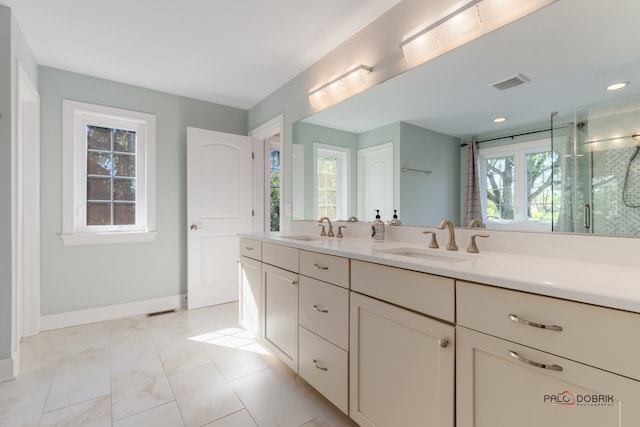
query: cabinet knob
[{"left": 439, "top": 339, "right": 449, "bottom": 348}]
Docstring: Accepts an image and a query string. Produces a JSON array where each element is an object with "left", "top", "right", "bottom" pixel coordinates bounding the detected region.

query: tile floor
[{"left": 0, "top": 302, "right": 358, "bottom": 427}]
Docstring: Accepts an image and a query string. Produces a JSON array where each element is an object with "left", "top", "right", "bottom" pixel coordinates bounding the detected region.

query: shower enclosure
[{"left": 552, "top": 94, "right": 640, "bottom": 235}]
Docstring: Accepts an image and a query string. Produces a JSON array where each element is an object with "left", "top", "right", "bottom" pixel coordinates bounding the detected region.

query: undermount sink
[
  {"left": 375, "top": 247, "right": 478, "bottom": 263},
  {"left": 279, "top": 235, "right": 321, "bottom": 241}
]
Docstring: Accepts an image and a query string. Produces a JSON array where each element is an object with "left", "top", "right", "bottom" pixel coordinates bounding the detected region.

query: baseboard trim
[
  {"left": 0, "top": 357, "right": 16, "bottom": 383},
  {"left": 40, "top": 294, "right": 187, "bottom": 331}
]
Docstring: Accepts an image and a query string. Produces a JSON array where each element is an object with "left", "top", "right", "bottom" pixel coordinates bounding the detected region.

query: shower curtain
[{"left": 464, "top": 140, "right": 482, "bottom": 226}]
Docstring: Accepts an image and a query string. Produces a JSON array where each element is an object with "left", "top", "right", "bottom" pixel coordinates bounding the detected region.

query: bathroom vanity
[{"left": 238, "top": 232, "right": 640, "bottom": 427}]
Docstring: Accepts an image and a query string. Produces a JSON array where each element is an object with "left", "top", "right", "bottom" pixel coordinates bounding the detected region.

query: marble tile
[
  {"left": 110, "top": 333, "right": 158, "bottom": 374},
  {"left": 19, "top": 329, "right": 67, "bottom": 364},
  {"left": 204, "top": 409, "right": 258, "bottom": 427},
  {"left": 7, "top": 301, "right": 356, "bottom": 427},
  {"left": 40, "top": 395, "right": 111, "bottom": 427},
  {"left": 158, "top": 338, "right": 212, "bottom": 376},
  {"left": 169, "top": 364, "right": 244, "bottom": 427},
  {"left": 230, "top": 368, "right": 320, "bottom": 427},
  {"left": 43, "top": 354, "right": 111, "bottom": 412},
  {"left": 112, "top": 401, "right": 185, "bottom": 427},
  {"left": 0, "top": 358, "right": 55, "bottom": 400},
  {"left": 0, "top": 388, "right": 48, "bottom": 427},
  {"left": 108, "top": 316, "right": 150, "bottom": 346},
  {"left": 61, "top": 322, "right": 111, "bottom": 357},
  {"left": 205, "top": 343, "right": 268, "bottom": 381},
  {"left": 110, "top": 355, "right": 175, "bottom": 421}
]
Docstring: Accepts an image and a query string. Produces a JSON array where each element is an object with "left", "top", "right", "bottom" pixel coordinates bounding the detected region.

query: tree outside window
[{"left": 480, "top": 140, "right": 558, "bottom": 230}]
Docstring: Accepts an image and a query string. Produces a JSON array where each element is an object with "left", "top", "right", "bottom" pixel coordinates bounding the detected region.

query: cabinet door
[
  {"left": 262, "top": 264, "right": 299, "bottom": 372},
  {"left": 350, "top": 292, "right": 455, "bottom": 427},
  {"left": 457, "top": 327, "right": 640, "bottom": 427},
  {"left": 239, "top": 256, "right": 261, "bottom": 339}
]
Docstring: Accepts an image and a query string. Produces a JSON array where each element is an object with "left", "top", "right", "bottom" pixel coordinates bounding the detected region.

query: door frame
[
  {"left": 249, "top": 114, "right": 284, "bottom": 232},
  {"left": 13, "top": 62, "right": 41, "bottom": 376}
]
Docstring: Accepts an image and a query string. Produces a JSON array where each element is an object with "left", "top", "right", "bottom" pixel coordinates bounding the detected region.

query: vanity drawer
[
  {"left": 299, "top": 250, "right": 349, "bottom": 289},
  {"left": 457, "top": 281, "right": 640, "bottom": 381},
  {"left": 299, "top": 326, "right": 348, "bottom": 415},
  {"left": 239, "top": 238, "right": 262, "bottom": 260},
  {"left": 351, "top": 260, "right": 454, "bottom": 323},
  {"left": 299, "top": 276, "right": 349, "bottom": 350},
  {"left": 262, "top": 242, "right": 298, "bottom": 273}
]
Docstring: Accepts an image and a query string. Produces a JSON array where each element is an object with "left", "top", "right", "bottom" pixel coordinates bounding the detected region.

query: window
[
  {"left": 478, "top": 139, "right": 558, "bottom": 231},
  {"left": 62, "top": 100, "right": 156, "bottom": 245},
  {"left": 268, "top": 139, "right": 281, "bottom": 232},
  {"left": 314, "top": 143, "right": 350, "bottom": 220}
]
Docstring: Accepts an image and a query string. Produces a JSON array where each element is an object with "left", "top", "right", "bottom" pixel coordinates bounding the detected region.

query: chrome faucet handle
[
  {"left": 422, "top": 231, "right": 439, "bottom": 249},
  {"left": 467, "top": 234, "right": 489, "bottom": 253},
  {"left": 337, "top": 225, "right": 347, "bottom": 238},
  {"left": 318, "top": 224, "right": 327, "bottom": 236}
]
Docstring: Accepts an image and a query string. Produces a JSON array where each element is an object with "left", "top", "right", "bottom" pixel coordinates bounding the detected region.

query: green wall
[
  {"left": 0, "top": 5, "right": 39, "bottom": 366},
  {"left": 39, "top": 67, "right": 247, "bottom": 316}
]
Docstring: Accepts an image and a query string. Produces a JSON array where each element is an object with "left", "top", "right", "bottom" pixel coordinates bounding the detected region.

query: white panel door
[
  {"left": 187, "top": 127, "right": 253, "bottom": 310},
  {"left": 357, "top": 142, "right": 394, "bottom": 222}
]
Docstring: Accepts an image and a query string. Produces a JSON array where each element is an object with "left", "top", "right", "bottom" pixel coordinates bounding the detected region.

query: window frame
[
  {"left": 61, "top": 100, "right": 157, "bottom": 245},
  {"left": 477, "top": 139, "right": 553, "bottom": 232},
  {"left": 313, "top": 142, "right": 351, "bottom": 220}
]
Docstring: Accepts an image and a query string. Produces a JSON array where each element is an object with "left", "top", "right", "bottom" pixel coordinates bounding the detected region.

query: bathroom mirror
[{"left": 290, "top": 0, "right": 640, "bottom": 235}]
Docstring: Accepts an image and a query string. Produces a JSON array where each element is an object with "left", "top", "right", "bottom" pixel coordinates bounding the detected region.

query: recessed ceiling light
[
  {"left": 607, "top": 82, "right": 629, "bottom": 91},
  {"left": 493, "top": 117, "right": 507, "bottom": 123}
]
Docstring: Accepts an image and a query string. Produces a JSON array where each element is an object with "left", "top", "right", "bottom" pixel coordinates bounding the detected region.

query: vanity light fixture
[
  {"left": 400, "top": 0, "right": 558, "bottom": 66},
  {"left": 493, "top": 117, "right": 507, "bottom": 123},
  {"left": 606, "top": 82, "right": 629, "bottom": 91},
  {"left": 308, "top": 64, "right": 373, "bottom": 109}
]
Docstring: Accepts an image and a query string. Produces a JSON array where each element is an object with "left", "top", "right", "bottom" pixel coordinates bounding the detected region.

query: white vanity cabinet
[
  {"left": 456, "top": 281, "right": 640, "bottom": 427},
  {"left": 298, "top": 250, "right": 350, "bottom": 414},
  {"left": 238, "top": 239, "right": 262, "bottom": 339},
  {"left": 261, "top": 243, "right": 300, "bottom": 372},
  {"left": 350, "top": 260, "right": 455, "bottom": 427}
]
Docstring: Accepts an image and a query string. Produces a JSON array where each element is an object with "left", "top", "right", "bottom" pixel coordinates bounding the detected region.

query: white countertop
[{"left": 240, "top": 232, "right": 640, "bottom": 314}]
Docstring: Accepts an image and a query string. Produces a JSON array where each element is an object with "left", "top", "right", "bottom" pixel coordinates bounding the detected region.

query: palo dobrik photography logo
[
  {"left": 545, "top": 390, "right": 576, "bottom": 406},
  {"left": 543, "top": 390, "right": 614, "bottom": 407}
]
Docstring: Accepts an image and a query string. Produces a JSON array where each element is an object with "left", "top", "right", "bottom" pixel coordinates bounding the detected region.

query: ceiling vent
[{"left": 490, "top": 73, "right": 530, "bottom": 90}]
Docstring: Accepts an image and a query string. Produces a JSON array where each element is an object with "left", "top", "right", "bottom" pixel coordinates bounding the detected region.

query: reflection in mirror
[
  {"left": 290, "top": 0, "right": 640, "bottom": 235},
  {"left": 552, "top": 95, "right": 640, "bottom": 236},
  {"left": 292, "top": 121, "right": 460, "bottom": 225}
]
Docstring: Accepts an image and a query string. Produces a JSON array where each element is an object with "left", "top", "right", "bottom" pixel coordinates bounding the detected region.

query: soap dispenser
[
  {"left": 389, "top": 209, "right": 401, "bottom": 226},
  {"left": 371, "top": 210, "right": 385, "bottom": 241}
]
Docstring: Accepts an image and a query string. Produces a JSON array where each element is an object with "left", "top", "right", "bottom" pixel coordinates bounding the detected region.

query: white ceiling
[
  {"left": 303, "top": 0, "right": 640, "bottom": 137},
  {"left": 2, "top": 0, "right": 402, "bottom": 109}
]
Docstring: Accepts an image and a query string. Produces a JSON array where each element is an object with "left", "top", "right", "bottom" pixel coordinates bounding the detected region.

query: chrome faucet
[
  {"left": 318, "top": 217, "right": 335, "bottom": 237},
  {"left": 437, "top": 219, "right": 458, "bottom": 251}
]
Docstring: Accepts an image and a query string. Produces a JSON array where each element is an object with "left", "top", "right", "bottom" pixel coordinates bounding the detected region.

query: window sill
[{"left": 60, "top": 231, "right": 157, "bottom": 246}]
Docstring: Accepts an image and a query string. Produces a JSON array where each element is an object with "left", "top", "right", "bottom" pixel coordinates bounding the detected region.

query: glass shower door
[{"left": 552, "top": 94, "right": 640, "bottom": 236}]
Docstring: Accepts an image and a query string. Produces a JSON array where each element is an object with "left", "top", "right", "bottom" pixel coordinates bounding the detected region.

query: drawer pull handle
[
  {"left": 313, "top": 305, "right": 329, "bottom": 313},
  {"left": 313, "top": 359, "right": 328, "bottom": 371},
  {"left": 313, "top": 264, "right": 329, "bottom": 270},
  {"left": 509, "top": 314, "right": 563, "bottom": 332},
  {"left": 509, "top": 351, "right": 563, "bottom": 372},
  {"left": 245, "top": 246, "right": 254, "bottom": 251}
]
